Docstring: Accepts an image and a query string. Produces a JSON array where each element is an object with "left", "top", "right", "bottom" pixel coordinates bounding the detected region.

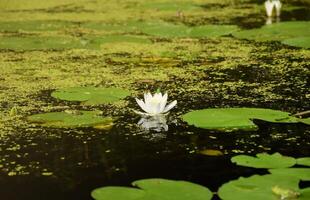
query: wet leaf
[
  {"left": 141, "top": 23, "right": 238, "bottom": 38},
  {"left": 233, "top": 21, "right": 310, "bottom": 41},
  {"left": 282, "top": 37, "right": 310, "bottom": 49},
  {"left": 182, "top": 108, "right": 299, "bottom": 131},
  {"left": 0, "top": 36, "right": 94, "bottom": 50},
  {"left": 297, "top": 157, "right": 310, "bottom": 167},
  {"left": 51, "top": 87, "right": 131, "bottom": 105},
  {"left": 297, "top": 117, "right": 310, "bottom": 125},
  {"left": 269, "top": 168, "right": 310, "bottom": 181},
  {"left": 231, "top": 153, "right": 296, "bottom": 169},
  {"left": 0, "top": 20, "right": 74, "bottom": 32},
  {"left": 218, "top": 174, "right": 304, "bottom": 200},
  {"left": 92, "top": 178, "right": 213, "bottom": 200},
  {"left": 199, "top": 149, "right": 224, "bottom": 156},
  {"left": 27, "top": 110, "right": 114, "bottom": 128},
  {"left": 142, "top": 2, "right": 201, "bottom": 11}
]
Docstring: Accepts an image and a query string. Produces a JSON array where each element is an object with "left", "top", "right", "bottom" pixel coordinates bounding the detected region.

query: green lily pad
[
  {"left": 297, "top": 157, "right": 310, "bottom": 167},
  {"left": 182, "top": 108, "right": 298, "bottom": 131},
  {"left": 0, "top": 20, "right": 74, "bottom": 32},
  {"left": 142, "top": 2, "right": 201, "bottom": 11},
  {"left": 218, "top": 174, "right": 304, "bottom": 200},
  {"left": 298, "top": 117, "right": 310, "bottom": 125},
  {"left": 27, "top": 110, "right": 114, "bottom": 128},
  {"left": 269, "top": 168, "right": 310, "bottom": 181},
  {"left": 282, "top": 37, "right": 310, "bottom": 49},
  {"left": 233, "top": 21, "right": 310, "bottom": 41},
  {"left": 92, "top": 178, "right": 213, "bottom": 200},
  {"left": 231, "top": 153, "right": 296, "bottom": 169},
  {"left": 141, "top": 23, "right": 238, "bottom": 38},
  {"left": 90, "top": 35, "right": 151, "bottom": 44},
  {"left": 0, "top": 36, "right": 95, "bottom": 50},
  {"left": 51, "top": 87, "right": 131, "bottom": 105}
]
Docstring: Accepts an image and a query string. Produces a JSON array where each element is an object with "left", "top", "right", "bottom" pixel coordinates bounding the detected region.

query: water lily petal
[
  {"left": 144, "top": 92, "right": 152, "bottom": 103},
  {"left": 163, "top": 100, "right": 177, "bottom": 113},
  {"left": 265, "top": 1, "right": 274, "bottom": 17},
  {"left": 159, "top": 93, "right": 168, "bottom": 113},
  {"left": 135, "top": 98, "right": 149, "bottom": 113}
]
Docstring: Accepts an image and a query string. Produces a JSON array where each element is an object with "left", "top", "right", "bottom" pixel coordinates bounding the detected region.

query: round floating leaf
[
  {"left": 92, "top": 178, "right": 213, "bottom": 200},
  {"left": 182, "top": 108, "right": 298, "bottom": 131},
  {"left": 51, "top": 87, "right": 131, "bottom": 105},
  {"left": 27, "top": 110, "right": 113, "bottom": 128},
  {"left": 0, "top": 20, "right": 75, "bottom": 32},
  {"left": 142, "top": 2, "right": 201, "bottom": 11},
  {"left": 90, "top": 35, "right": 151, "bottom": 44},
  {"left": 141, "top": 23, "right": 238, "bottom": 38},
  {"left": 297, "top": 157, "right": 310, "bottom": 167},
  {"left": 92, "top": 187, "right": 145, "bottom": 200},
  {"left": 269, "top": 168, "right": 310, "bottom": 181},
  {"left": 231, "top": 153, "right": 296, "bottom": 169},
  {"left": 282, "top": 37, "right": 310, "bottom": 49},
  {"left": 297, "top": 117, "right": 310, "bottom": 125},
  {"left": 190, "top": 25, "right": 239, "bottom": 38},
  {"left": 218, "top": 174, "right": 302, "bottom": 200},
  {"left": 233, "top": 21, "right": 310, "bottom": 41},
  {"left": 0, "top": 36, "right": 94, "bottom": 50}
]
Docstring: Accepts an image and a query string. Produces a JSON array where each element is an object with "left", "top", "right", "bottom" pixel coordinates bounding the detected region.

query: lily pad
[
  {"left": 0, "top": 20, "right": 74, "bottom": 32},
  {"left": 92, "top": 178, "right": 213, "bottom": 200},
  {"left": 218, "top": 174, "right": 304, "bottom": 200},
  {"left": 282, "top": 37, "right": 310, "bottom": 49},
  {"left": 297, "top": 157, "right": 310, "bottom": 167},
  {"left": 0, "top": 36, "right": 95, "bottom": 50},
  {"left": 298, "top": 117, "right": 310, "bottom": 125},
  {"left": 141, "top": 23, "right": 238, "bottom": 38},
  {"left": 142, "top": 2, "right": 201, "bottom": 11},
  {"left": 182, "top": 108, "right": 298, "bottom": 131},
  {"left": 269, "top": 168, "right": 310, "bottom": 181},
  {"left": 233, "top": 21, "right": 310, "bottom": 41},
  {"left": 51, "top": 87, "right": 131, "bottom": 105},
  {"left": 90, "top": 35, "right": 151, "bottom": 44},
  {"left": 231, "top": 153, "right": 296, "bottom": 169},
  {"left": 27, "top": 110, "right": 114, "bottom": 128}
]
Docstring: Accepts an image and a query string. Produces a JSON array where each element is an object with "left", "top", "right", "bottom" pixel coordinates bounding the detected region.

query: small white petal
[
  {"left": 159, "top": 93, "right": 168, "bottom": 113},
  {"left": 135, "top": 98, "right": 149, "bottom": 113},
  {"left": 163, "top": 100, "right": 177, "bottom": 113}
]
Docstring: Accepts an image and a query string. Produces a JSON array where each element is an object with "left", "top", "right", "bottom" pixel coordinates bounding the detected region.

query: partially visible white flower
[
  {"left": 138, "top": 115, "right": 168, "bottom": 132},
  {"left": 265, "top": 0, "right": 274, "bottom": 17},
  {"left": 135, "top": 92, "right": 177, "bottom": 116},
  {"left": 264, "top": 0, "right": 282, "bottom": 17},
  {"left": 273, "top": 0, "right": 282, "bottom": 17}
]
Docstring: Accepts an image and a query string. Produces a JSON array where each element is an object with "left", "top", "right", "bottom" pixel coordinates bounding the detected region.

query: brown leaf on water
[{"left": 199, "top": 149, "right": 224, "bottom": 156}]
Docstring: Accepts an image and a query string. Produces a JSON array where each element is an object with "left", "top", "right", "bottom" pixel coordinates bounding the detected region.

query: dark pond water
[{"left": 0, "top": 1, "right": 309, "bottom": 200}]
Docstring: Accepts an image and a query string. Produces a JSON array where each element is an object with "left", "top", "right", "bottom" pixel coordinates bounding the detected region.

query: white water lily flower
[
  {"left": 265, "top": 0, "right": 282, "bottom": 17},
  {"left": 265, "top": 0, "right": 274, "bottom": 17},
  {"left": 135, "top": 92, "right": 177, "bottom": 116},
  {"left": 274, "top": 0, "right": 282, "bottom": 17}
]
